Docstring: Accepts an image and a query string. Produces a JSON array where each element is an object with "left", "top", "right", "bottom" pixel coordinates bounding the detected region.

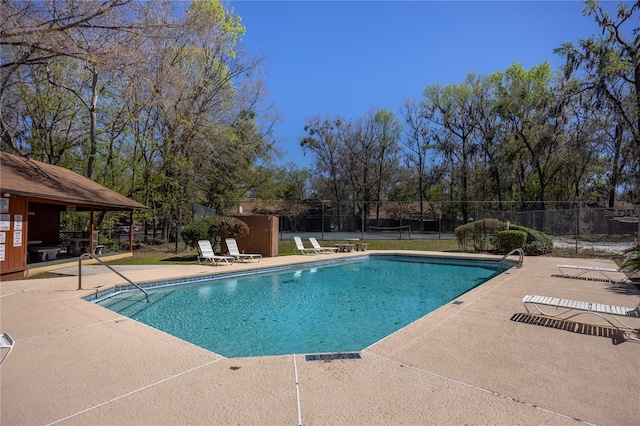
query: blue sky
[{"left": 229, "top": 1, "right": 623, "bottom": 167}]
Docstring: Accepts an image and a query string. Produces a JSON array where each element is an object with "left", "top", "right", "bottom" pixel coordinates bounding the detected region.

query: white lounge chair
[
  {"left": 555, "top": 252, "right": 639, "bottom": 283},
  {"left": 225, "top": 238, "right": 262, "bottom": 262},
  {"left": 309, "top": 237, "right": 338, "bottom": 254},
  {"left": 554, "top": 263, "right": 623, "bottom": 282},
  {"left": 522, "top": 294, "right": 640, "bottom": 341},
  {"left": 0, "top": 333, "right": 14, "bottom": 367},
  {"left": 293, "top": 236, "right": 318, "bottom": 255},
  {"left": 197, "top": 240, "right": 234, "bottom": 266}
]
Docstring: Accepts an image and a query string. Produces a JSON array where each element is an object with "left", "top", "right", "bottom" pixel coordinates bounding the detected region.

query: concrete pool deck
[{"left": 1, "top": 251, "right": 638, "bottom": 425}]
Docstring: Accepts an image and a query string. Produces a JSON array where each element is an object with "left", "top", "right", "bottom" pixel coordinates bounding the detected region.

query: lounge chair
[
  {"left": 0, "top": 333, "right": 14, "bottom": 367},
  {"left": 554, "top": 251, "right": 638, "bottom": 282},
  {"left": 197, "top": 240, "right": 234, "bottom": 266},
  {"left": 522, "top": 294, "right": 640, "bottom": 341},
  {"left": 293, "top": 236, "right": 319, "bottom": 255},
  {"left": 554, "top": 263, "right": 624, "bottom": 282},
  {"left": 225, "top": 238, "right": 262, "bottom": 262},
  {"left": 309, "top": 237, "right": 338, "bottom": 254}
]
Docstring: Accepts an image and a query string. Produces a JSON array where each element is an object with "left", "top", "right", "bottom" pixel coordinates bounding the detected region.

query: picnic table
[
  {"left": 69, "top": 238, "right": 90, "bottom": 255},
  {"left": 355, "top": 243, "right": 369, "bottom": 251},
  {"left": 334, "top": 243, "right": 356, "bottom": 253},
  {"left": 28, "top": 246, "right": 60, "bottom": 261}
]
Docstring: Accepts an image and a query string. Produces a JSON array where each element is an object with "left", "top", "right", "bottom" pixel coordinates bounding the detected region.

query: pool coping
[{"left": 1, "top": 250, "right": 638, "bottom": 425}]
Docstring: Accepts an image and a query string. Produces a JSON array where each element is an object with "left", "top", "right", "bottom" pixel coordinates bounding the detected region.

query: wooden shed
[{"left": 0, "top": 152, "right": 147, "bottom": 280}]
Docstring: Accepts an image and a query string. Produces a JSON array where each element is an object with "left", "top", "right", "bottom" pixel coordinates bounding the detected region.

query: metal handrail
[
  {"left": 77, "top": 253, "right": 149, "bottom": 303},
  {"left": 499, "top": 248, "right": 524, "bottom": 270}
]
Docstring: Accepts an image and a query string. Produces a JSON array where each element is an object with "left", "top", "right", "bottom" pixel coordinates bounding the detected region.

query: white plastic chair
[
  {"left": 197, "top": 240, "right": 234, "bottom": 266},
  {"left": 309, "top": 237, "right": 338, "bottom": 254},
  {"left": 225, "top": 238, "right": 262, "bottom": 262},
  {"left": 0, "top": 333, "right": 14, "bottom": 367},
  {"left": 293, "top": 236, "right": 318, "bottom": 255},
  {"left": 523, "top": 295, "right": 640, "bottom": 341}
]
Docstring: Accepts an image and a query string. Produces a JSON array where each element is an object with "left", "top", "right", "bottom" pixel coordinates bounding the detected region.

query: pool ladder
[
  {"left": 77, "top": 253, "right": 149, "bottom": 303},
  {"left": 499, "top": 248, "right": 524, "bottom": 270}
]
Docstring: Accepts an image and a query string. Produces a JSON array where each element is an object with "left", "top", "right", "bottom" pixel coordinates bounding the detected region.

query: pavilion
[{"left": 0, "top": 152, "right": 147, "bottom": 280}]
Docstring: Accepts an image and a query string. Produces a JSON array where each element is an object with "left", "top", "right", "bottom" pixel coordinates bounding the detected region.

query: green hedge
[
  {"left": 455, "top": 220, "right": 553, "bottom": 255},
  {"left": 496, "top": 230, "right": 527, "bottom": 254},
  {"left": 508, "top": 224, "right": 553, "bottom": 255}
]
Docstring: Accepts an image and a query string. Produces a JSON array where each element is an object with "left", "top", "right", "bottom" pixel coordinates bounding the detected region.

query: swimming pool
[{"left": 96, "top": 255, "right": 506, "bottom": 358}]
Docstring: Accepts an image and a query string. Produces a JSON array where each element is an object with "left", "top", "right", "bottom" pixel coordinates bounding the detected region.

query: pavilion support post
[
  {"left": 129, "top": 210, "right": 134, "bottom": 253},
  {"left": 89, "top": 209, "right": 95, "bottom": 254}
]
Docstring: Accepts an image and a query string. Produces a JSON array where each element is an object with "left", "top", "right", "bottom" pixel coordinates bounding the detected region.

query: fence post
[
  {"left": 399, "top": 202, "right": 403, "bottom": 240},
  {"left": 574, "top": 203, "right": 580, "bottom": 254},
  {"left": 361, "top": 201, "right": 365, "bottom": 240},
  {"left": 438, "top": 201, "right": 442, "bottom": 240},
  {"left": 321, "top": 202, "right": 325, "bottom": 240},
  {"left": 175, "top": 221, "right": 179, "bottom": 254},
  {"left": 637, "top": 203, "right": 639, "bottom": 246}
]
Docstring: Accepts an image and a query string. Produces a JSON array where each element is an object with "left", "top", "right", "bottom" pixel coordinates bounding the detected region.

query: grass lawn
[
  {"left": 27, "top": 237, "right": 633, "bottom": 280},
  {"left": 104, "top": 238, "right": 631, "bottom": 267},
  {"left": 105, "top": 239, "right": 461, "bottom": 266}
]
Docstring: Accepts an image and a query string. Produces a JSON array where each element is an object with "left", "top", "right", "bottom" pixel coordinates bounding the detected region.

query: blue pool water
[{"left": 97, "top": 255, "right": 504, "bottom": 357}]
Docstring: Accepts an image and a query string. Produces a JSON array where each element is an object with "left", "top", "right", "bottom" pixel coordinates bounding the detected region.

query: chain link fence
[{"left": 239, "top": 199, "right": 640, "bottom": 252}]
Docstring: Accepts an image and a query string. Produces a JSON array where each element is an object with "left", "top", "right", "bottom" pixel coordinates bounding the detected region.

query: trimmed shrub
[
  {"left": 509, "top": 224, "right": 553, "bottom": 255},
  {"left": 455, "top": 222, "right": 473, "bottom": 251},
  {"left": 181, "top": 219, "right": 210, "bottom": 248},
  {"left": 455, "top": 219, "right": 505, "bottom": 252},
  {"left": 496, "top": 230, "right": 527, "bottom": 254},
  {"left": 181, "top": 216, "right": 250, "bottom": 250}
]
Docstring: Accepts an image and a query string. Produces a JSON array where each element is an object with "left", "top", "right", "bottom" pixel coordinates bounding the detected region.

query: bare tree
[
  {"left": 301, "top": 116, "right": 350, "bottom": 228},
  {"left": 400, "top": 98, "right": 435, "bottom": 225},
  {"left": 555, "top": 0, "right": 640, "bottom": 204},
  {"left": 423, "top": 81, "right": 478, "bottom": 222},
  {"left": 1, "top": 0, "right": 135, "bottom": 152}
]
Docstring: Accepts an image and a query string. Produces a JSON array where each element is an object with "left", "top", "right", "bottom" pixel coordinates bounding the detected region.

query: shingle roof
[{"left": 0, "top": 152, "right": 147, "bottom": 210}]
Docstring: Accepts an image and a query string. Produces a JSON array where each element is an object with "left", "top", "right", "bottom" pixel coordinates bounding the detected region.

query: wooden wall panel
[
  {"left": 231, "top": 215, "right": 279, "bottom": 257},
  {"left": 0, "top": 195, "right": 28, "bottom": 279}
]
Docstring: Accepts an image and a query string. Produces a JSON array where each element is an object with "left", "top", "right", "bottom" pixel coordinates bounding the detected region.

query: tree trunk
[{"left": 86, "top": 65, "right": 99, "bottom": 179}]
